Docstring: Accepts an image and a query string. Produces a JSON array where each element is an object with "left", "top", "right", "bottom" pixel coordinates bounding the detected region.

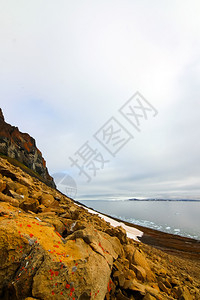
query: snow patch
[{"left": 76, "top": 204, "right": 143, "bottom": 242}]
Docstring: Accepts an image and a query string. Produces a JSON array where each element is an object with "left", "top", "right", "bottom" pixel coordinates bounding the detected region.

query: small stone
[
  {"left": 116, "top": 290, "right": 130, "bottom": 300},
  {"left": 123, "top": 279, "right": 131, "bottom": 290},
  {"left": 130, "top": 264, "right": 147, "bottom": 281},
  {"left": 113, "top": 261, "right": 124, "bottom": 272},
  {"left": 157, "top": 268, "right": 167, "bottom": 276},
  {"left": 186, "top": 275, "right": 193, "bottom": 284},
  {"left": 158, "top": 281, "right": 169, "bottom": 294},
  {"left": 128, "top": 279, "right": 146, "bottom": 294},
  {"left": 0, "top": 180, "right": 6, "bottom": 192},
  {"left": 113, "top": 271, "right": 121, "bottom": 278},
  {"left": 145, "top": 286, "right": 159, "bottom": 297},
  {"left": 178, "top": 286, "right": 193, "bottom": 300},
  {"left": 143, "top": 293, "right": 157, "bottom": 300},
  {"left": 118, "top": 273, "right": 125, "bottom": 287},
  {"left": 164, "top": 278, "right": 172, "bottom": 289}
]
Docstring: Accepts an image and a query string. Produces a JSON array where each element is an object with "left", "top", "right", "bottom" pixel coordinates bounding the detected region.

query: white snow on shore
[{"left": 76, "top": 203, "right": 143, "bottom": 242}]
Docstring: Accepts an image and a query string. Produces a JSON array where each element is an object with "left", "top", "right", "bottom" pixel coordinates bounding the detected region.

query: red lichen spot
[
  {"left": 35, "top": 241, "right": 37, "bottom": 243},
  {"left": 65, "top": 283, "right": 70, "bottom": 289},
  {"left": 60, "top": 292, "right": 63, "bottom": 295},
  {"left": 52, "top": 291, "right": 55, "bottom": 295},
  {"left": 55, "top": 283, "right": 57, "bottom": 286},
  {"left": 107, "top": 280, "right": 112, "bottom": 292},
  {"left": 70, "top": 292, "right": 72, "bottom": 297},
  {"left": 19, "top": 224, "right": 22, "bottom": 227},
  {"left": 19, "top": 245, "right": 23, "bottom": 249},
  {"left": 18, "top": 231, "right": 21, "bottom": 234},
  {"left": 56, "top": 231, "right": 62, "bottom": 238},
  {"left": 27, "top": 224, "right": 31, "bottom": 227},
  {"left": 53, "top": 245, "right": 59, "bottom": 248},
  {"left": 29, "top": 233, "right": 34, "bottom": 238},
  {"left": 71, "top": 287, "right": 75, "bottom": 292},
  {"left": 55, "top": 271, "right": 59, "bottom": 276}
]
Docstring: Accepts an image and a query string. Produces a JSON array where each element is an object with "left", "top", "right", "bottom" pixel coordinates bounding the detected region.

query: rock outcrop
[
  {"left": 0, "top": 108, "right": 55, "bottom": 188},
  {"left": 0, "top": 156, "right": 199, "bottom": 300}
]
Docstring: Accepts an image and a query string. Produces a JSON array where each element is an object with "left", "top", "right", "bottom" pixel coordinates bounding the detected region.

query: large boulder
[{"left": 0, "top": 204, "right": 115, "bottom": 300}]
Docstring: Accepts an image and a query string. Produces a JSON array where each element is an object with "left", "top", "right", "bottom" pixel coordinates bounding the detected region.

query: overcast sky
[{"left": 1, "top": 0, "right": 200, "bottom": 200}]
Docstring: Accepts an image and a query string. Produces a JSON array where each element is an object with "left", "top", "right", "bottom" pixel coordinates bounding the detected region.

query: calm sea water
[{"left": 79, "top": 200, "right": 200, "bottom": 240}]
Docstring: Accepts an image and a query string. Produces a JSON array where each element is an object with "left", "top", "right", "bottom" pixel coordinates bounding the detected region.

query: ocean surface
[{"left": 79, "top": 199, "right": 200, "bottom": 240}]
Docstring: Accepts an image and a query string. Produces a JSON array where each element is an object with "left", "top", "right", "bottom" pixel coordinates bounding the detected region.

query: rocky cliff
[
  {"left": 0, "top": 108, "right": 55, "bottom": 188},
  {"left": 0, "top": 157, "right": 199, "bottom": 300}
]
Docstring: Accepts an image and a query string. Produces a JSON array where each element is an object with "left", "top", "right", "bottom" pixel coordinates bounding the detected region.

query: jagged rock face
[
  {"left": 0, "top": 109, "right": 4, "bottom": 121},
  {"left": 0, "top": 108, "right": 55, "bottom": 188}
]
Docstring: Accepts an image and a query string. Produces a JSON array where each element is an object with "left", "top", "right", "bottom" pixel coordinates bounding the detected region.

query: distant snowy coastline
[{"left": 128, "top": 198, "right": 200, "bottom": 202}]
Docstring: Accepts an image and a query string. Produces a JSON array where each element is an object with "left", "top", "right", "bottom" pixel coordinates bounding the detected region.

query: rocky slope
[
  {"left": 0, "top": 156, "right": 199, "bottom": 300},
  {"left": 0, "top": 108, "right": 55, "bottom": 188}
]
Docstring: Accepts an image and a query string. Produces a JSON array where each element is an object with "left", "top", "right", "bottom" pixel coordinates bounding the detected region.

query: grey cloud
[{"left": 1, "top": 1, "right": 200, "bottom": 200}]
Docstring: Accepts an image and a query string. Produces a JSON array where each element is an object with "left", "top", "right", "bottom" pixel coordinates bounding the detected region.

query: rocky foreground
[{"left": 0, "top": 156, "right": 199, "bottom": 299}]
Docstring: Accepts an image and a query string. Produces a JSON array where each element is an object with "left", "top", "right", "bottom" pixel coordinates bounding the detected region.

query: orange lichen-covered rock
[{"left": 0, "top": 203, "right": 113, "bottom": 300}]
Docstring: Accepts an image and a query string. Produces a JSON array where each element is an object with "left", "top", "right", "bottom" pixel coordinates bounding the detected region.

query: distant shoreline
[{"left": 128, "top": 198, "right": 200, "bottom": 202}]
